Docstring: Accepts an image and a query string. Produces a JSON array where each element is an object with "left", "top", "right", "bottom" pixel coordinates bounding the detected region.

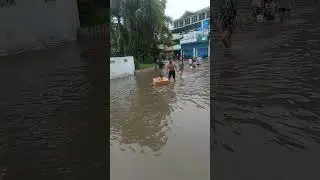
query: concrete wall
[
  {"left": 110, "top": 56, "right": 135, "bottom": 79},
  {"left": 0, "top": 0, "right": 80, "bottom": 55}
]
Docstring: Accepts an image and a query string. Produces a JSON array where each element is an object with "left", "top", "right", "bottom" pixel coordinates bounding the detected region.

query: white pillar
[{"left": 193, "top": 48, "right": 195, "bottom": 57}]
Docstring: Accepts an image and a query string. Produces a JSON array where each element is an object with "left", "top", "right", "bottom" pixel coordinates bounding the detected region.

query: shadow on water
[
  {"left": 0, "top": 43, "right": 108, "bottom": 179},
  {"left": 211, "top": 4, "right": 320, "bottom": 180},
  {"left": 110, "top": 62, "right": 210, "bottom": 180}
]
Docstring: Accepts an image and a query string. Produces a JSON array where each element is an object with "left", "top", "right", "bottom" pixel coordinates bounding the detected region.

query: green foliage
[
  {"left": 110, "top": 0, "right": 173, "bottom": 63},
  {"left": 139, "top": 63, "right": 154, "bottom": 70}
]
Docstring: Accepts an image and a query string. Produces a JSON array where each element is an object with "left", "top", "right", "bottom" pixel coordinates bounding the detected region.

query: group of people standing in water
[
  {"left": 213, "top": 0, "right": 296, "bottom": 48},
  {"left": 163, "top": 57, "right": 203, "bottom": 82}
]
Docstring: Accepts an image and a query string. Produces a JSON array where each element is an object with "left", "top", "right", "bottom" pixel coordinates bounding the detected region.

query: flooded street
[
  {"left": 211, "top": 4, "right": 320, "bottom": 180},
  {"left": 110, "top": 63, "right": 210, "bottom": 180},
  {"left": 0, "top": 43, "right": 108, "bottom": 179},
  {"left": 1, "top": 1, "right": 320, "bottom": 179}
]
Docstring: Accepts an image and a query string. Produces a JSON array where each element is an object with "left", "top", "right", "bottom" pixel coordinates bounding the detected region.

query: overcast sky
[{"left": 165, "top": 0, "right": 210, "bottom": 20}]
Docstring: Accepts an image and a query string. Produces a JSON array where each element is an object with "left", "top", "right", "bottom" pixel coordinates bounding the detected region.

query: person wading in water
[
  {"left": 211, "top": 0, "right": 239, "bottom": 48},
  {"left": 278, "top": 0, "right": 296, "bottom": 24},
  {"left": 179, "top": 59, "right": 185, "bottom": 77},
  {"left": 249, "top": 0, "right": 264, "bottom": 22},
  {"left": 166, "top": 60, "right": 177, "bottom": 82}
]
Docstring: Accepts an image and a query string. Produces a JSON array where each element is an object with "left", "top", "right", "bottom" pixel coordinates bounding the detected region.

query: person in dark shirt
[
  {"left": 278, "top": 0, "right": 296, "bottom": 24},
  {"left": 219, "top": 0, "right": 239, "bottom": 47},
  {"left": 211, "top": 0, "right": 239, "bottom": 48}
]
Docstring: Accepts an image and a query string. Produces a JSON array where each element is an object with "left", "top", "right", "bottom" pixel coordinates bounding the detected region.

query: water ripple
[{"left": 212, "top": 11, "right": 320, "bottom": 155}]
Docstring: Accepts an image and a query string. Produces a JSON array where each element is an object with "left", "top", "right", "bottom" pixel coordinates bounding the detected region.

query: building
[
  {"left": 171, "top": 7, "right": 210, "bottom": 58},
  {"left": 0, "top": 0, "right": 80, "bottom": 55}
]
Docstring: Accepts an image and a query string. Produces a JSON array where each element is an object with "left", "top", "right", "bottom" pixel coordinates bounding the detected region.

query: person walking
[
  {"left": 166, "top": 60, "right": 177, "bottom": 82},
  {"left": 219, "top": 0, "right": 239, "bottom": 47},
  {"left": 264, "top": 0, "right": 277, "bottom": 22},
  {"left": 278, "top": 0, "right": 296, "bottom": 24},
  {"left": 178, "top": 59, "right": 185, "bottom": 77},
  {"left": 196, "top": 56, "right": 202, "bottom": 68},
  {"left": 249, "top": 0, "right": 264, "bottom": 22}
]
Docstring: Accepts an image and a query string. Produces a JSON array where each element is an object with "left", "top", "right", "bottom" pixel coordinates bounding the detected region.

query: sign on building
[
  {"left": 180, "top": 31, "right": 208, "bottom": 44},
  {"left": 180, "top": 32, "right": 197, "bottom": 44},
  {"left": 172, "top": 33, "right": 182, "bottom": 40}
]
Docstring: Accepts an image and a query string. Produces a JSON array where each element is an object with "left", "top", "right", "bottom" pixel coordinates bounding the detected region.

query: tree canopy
[{"left": 110, "top": 0, "right": 173, "bottom": 63}]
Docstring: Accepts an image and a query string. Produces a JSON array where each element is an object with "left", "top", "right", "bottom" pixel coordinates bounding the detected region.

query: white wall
[
  {"left": 0, "top": 0, "right": 79, "bottom": 55},
  {"left": 110, "top": 56, "right": 135, "bottom": 79}
]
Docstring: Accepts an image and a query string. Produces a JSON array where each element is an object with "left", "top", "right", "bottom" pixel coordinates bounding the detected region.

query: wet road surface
[
  {"left": 0, "top": 43, "right": 108, "bottom": 179},
  {"left": 211, "top": 4, "right": 320, "bottom": 180},
  {"left": 110, "top": 63, "right": 210, "bottom": 180}
]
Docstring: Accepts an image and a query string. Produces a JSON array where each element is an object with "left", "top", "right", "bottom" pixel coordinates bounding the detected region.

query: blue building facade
[
  {"left": 181, "top": 42, "right": 208, "bottom": 58},
  {"left": 171, "top": 7, "right": 210, "bottom": 59},
  {"left": 180, "top": 19, "right": 209, "bottom": 58}
]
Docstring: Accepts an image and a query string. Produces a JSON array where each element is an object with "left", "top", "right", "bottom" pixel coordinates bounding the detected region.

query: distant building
[
  {"left": 0, "top": 0, "right": 80, "bottom": 55},
  {"left": 172, "top": 7, "right": 210, "bottom": 34},
  {"left": 171, "top": 7, "right": 210, "bottom": 58}
]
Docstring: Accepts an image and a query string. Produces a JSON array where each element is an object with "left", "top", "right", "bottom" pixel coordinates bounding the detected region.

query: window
[
  {"left": 198, "top": 13, "right": 205, "bottom": 20},
  {"left": 178, "top": 20, "right": 183, "bottom": 27},
  {"left": 123, "top": 59, "right": 127, "bottom": 62},
  {"left": 192, "top": 16, "right": 197, "bottom": 23},
  {"left": 206, "top": 11, "right": 210, "bottom": 18},
  {"left": 174, "top": 22, "right": 178, "bottom": 28},
  {"left": 0, "top": 0, "right": 15, "bottom": 8},
  {"left": 184, "top": 18, "right": 190, "bottom": 25}
]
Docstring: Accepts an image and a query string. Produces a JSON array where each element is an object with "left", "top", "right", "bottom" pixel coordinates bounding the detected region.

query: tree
[{"left": 110, "top": 0, "right": 173, "bottom": 64}]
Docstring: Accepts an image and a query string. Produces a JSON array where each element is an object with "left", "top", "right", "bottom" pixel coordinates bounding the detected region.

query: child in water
[
  {"left": 188, "top": 58, "right": 193, "bottom": 68},
  {"left": 179, "top": 59, "right": 185, "bottom": 76}
]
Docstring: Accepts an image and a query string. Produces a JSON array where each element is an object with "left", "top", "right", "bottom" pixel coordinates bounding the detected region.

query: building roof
[{"left": 174, "top": 6, "right": 210, "bottom": 21}]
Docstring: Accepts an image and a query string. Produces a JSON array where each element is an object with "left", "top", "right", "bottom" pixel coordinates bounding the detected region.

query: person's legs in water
[
  {"left": 279, "top": 8, "right": 285, "bottom": 23},
  {"left": 179, "top": 63, "right": 184, "bottom": 76},
  {"left": 168, "top": 70, "right": 172, "bottom": 80},
  {"left": 179, "top": 68, "right": 184, "bottom": 77},
  {"left": 220, "top": 9, "right": 231, "bottom": 47},
  {"left": 168, "top": 70, "right": 176, "bottom": 82},
  {"left": 252, "top": 7, "right": 257, "bottom": 18},
  {"left": 222, "top": 8, "right": 237, "bottom": 47},
  {"left": 279, "top": 8, "right": 292, "bottom": 24},
  {"left": 211, "top": 14, "right": 230, "bottom": 47},
  {"left": 257, "top": 7, "right": 264, "bottom": 22}
]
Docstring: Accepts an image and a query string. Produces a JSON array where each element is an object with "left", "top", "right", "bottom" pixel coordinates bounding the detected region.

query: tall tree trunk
[{"left": 117, "top": 16, "right": 124, "bottom": 56}]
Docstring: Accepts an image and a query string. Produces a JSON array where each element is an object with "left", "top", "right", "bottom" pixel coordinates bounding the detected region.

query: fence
[
  {"left": 78, "top": 23, "right": 108, "bottom": 43},
  {"left": 78, "top": 23, "right": 109, "bottom": 58}
]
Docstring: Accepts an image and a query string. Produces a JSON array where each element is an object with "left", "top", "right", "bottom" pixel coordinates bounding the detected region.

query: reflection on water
[
  {"left": 111, "top": 63, "right": 210, "bottom": 180},
  {"left": 211, "top": 6, "right": 320, "bottom": 180}
]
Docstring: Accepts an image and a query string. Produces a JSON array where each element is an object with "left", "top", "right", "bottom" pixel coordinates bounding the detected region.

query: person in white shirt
[
  {"left": 188, "top": 58, "right": 193, "bottom": 68},
  {"left": 196, "top": 56, "right": 202, "bottom": 67}
]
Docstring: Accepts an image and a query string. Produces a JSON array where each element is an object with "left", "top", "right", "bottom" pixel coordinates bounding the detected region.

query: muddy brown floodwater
[
  {"left": 110, "top": 62, "right": 210, "bottom": 180},
  {"left": 0, "top": 43, "right": 108, "bottom": 179},
  {"left": 211, "top": 3, "right": 320, "bottom": 180}
]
